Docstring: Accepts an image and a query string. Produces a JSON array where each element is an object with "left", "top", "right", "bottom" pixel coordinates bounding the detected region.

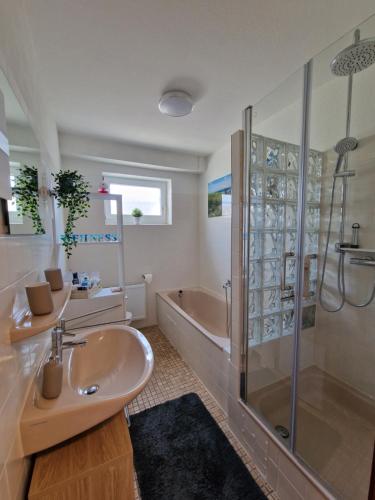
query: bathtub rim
[{"left": 157, "top": 286, "right": 231, "bottom": 353}]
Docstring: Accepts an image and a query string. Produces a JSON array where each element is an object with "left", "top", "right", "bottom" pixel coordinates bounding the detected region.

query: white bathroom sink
[{"left": 20, "top": 325, "right": 154, "bottom": 455}]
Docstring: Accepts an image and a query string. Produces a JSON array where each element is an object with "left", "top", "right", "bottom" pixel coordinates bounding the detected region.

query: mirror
[{"left": 0, "top": 69, "right": 44, "bottom": 235}]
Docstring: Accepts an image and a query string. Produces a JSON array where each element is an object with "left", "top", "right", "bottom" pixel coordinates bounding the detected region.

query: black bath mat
[{"left": 130, "top": 393, "right": 266, "bottom": 500}]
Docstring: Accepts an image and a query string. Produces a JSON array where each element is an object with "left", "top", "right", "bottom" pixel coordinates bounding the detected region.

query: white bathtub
[{"left": 156, "top": 287, "right": 230, "bottom": 412}]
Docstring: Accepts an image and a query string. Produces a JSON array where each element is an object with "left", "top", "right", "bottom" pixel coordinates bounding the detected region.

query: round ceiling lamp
[{"left": 158, "top": 90, "right": 194, "bottom": 117}]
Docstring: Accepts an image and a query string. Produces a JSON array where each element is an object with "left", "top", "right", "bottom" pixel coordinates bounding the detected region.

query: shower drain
[
  {"left": 275, "top": 425, "right": 290, "bottom": 439},
  {"left": 80, "top": 384, "right": 99, "bottom": 395}
]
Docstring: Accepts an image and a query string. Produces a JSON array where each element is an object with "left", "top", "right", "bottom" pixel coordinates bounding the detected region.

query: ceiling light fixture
[{"left": 158, "top": 90, "right": 194, "bottom": 117}]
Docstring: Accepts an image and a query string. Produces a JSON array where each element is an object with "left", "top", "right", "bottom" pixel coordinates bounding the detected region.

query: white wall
[
  {"left": 62, "top": 154, "right": 200, "bottom": 327},
  {"left": 198, "top": 141, "right": 231, "bottom": 296},
  {"left": 61, "top": 131, "right": 233, "bottom": 326},
  {"left": 0, "top": 2, "right": 59, "bottom": 499},
  {"left": 60, "top": 131, "right": 206, "bottom": 174}
]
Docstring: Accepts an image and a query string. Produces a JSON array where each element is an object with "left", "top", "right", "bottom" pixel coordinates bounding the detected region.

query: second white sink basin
[{"left": 21, "top": 325, "right": 154, "bottom": 455}]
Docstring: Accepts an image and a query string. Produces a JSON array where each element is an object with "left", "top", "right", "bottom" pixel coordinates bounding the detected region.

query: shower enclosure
[{"left": 241, "top": 14, "right": 375, "bottom": 500}]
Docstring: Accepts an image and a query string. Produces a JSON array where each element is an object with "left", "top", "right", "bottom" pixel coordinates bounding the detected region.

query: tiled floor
[{"left": 128, "top": 326, "right": 277, "bottom": 500}]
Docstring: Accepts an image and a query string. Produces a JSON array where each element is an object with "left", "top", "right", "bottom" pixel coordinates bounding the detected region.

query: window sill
[{"left": 106, "top": 223, "right": 172, "bottom": 227}]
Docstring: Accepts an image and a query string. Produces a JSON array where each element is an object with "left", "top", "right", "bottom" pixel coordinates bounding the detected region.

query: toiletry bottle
[{"left": 42, "top": 357, "right": 63, "bottom": 399}]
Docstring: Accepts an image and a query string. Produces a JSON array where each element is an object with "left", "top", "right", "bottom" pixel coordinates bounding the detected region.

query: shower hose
[{"left": 318, "top": 175, "right": 375, "bottom": 312}]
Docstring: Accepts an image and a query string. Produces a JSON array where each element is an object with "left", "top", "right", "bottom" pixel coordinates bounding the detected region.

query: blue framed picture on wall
[{"left": 208, "top": 174, "right": 232, "bottom": 217}]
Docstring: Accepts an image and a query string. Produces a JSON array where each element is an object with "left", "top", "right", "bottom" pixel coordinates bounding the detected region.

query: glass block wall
[{"left": 248, "top": 134, "right": 322, "bottom": 345}]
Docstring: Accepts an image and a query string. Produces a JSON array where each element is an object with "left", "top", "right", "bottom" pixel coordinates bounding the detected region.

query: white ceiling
[{"left": 24, "top": 0, "right": 375, "bottom": 155}]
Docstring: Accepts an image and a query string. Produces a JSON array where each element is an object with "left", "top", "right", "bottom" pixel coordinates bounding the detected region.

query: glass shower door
[
  {"left": 243, "top": 12, "right": 375, "bottom": 500},
  {"left": 244, "top": 67, "right": 305, "bottom": 443},
  {"left": 296, "top": 15, "right": 375, "bottom": 500}
]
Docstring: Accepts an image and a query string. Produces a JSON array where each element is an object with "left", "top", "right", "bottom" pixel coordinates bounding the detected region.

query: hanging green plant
[
  {"left": 52, "top": 169, "right": 90, "bottom": 258},
  {"left": 12, "top": 165, "right": 45, "bottom": 235}
]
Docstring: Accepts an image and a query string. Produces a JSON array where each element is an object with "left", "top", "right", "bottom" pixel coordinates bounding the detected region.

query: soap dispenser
[{"left": 42, "top": 355, "right": 63, "bottom": 399}]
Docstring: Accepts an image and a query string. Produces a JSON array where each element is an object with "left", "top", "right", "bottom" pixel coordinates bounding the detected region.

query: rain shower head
[
  {"left": 334, "top": 136, "right": 358, "bottom": 155},
  {"left": 331, "top": 36, "right": 375, "bottom": 76}
]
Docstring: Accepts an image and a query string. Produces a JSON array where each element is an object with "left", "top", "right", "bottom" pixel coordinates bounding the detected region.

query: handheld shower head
[
  {"left": 333, "top": 137, "right": 358, "bottom": 176},
  {"left": 334, "top": 136, "right": 358, "bottom": 155}
]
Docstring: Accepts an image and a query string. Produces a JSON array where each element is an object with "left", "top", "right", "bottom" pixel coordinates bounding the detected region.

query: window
[
  {"left": 103, "top": 173, "right": 172, "bottom": 225},
  {"left": 7, "top": 162, "right": 23, "bottom": 224}
]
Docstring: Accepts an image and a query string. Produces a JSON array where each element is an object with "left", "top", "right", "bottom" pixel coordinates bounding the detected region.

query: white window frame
[
  {"left": 8, "top": 162, "right": 23, "bottom": 224},
  {"left": 103, "top": 172, "right": 172, "bottom": 226}
]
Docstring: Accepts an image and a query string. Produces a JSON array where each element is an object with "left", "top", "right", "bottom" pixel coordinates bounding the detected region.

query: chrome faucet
[
  {"left": 51, "top": 305, "right": 128, "bottom": 360},
  {"left": 51, "top": 318, "right": 87, "bottom": 361}
]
